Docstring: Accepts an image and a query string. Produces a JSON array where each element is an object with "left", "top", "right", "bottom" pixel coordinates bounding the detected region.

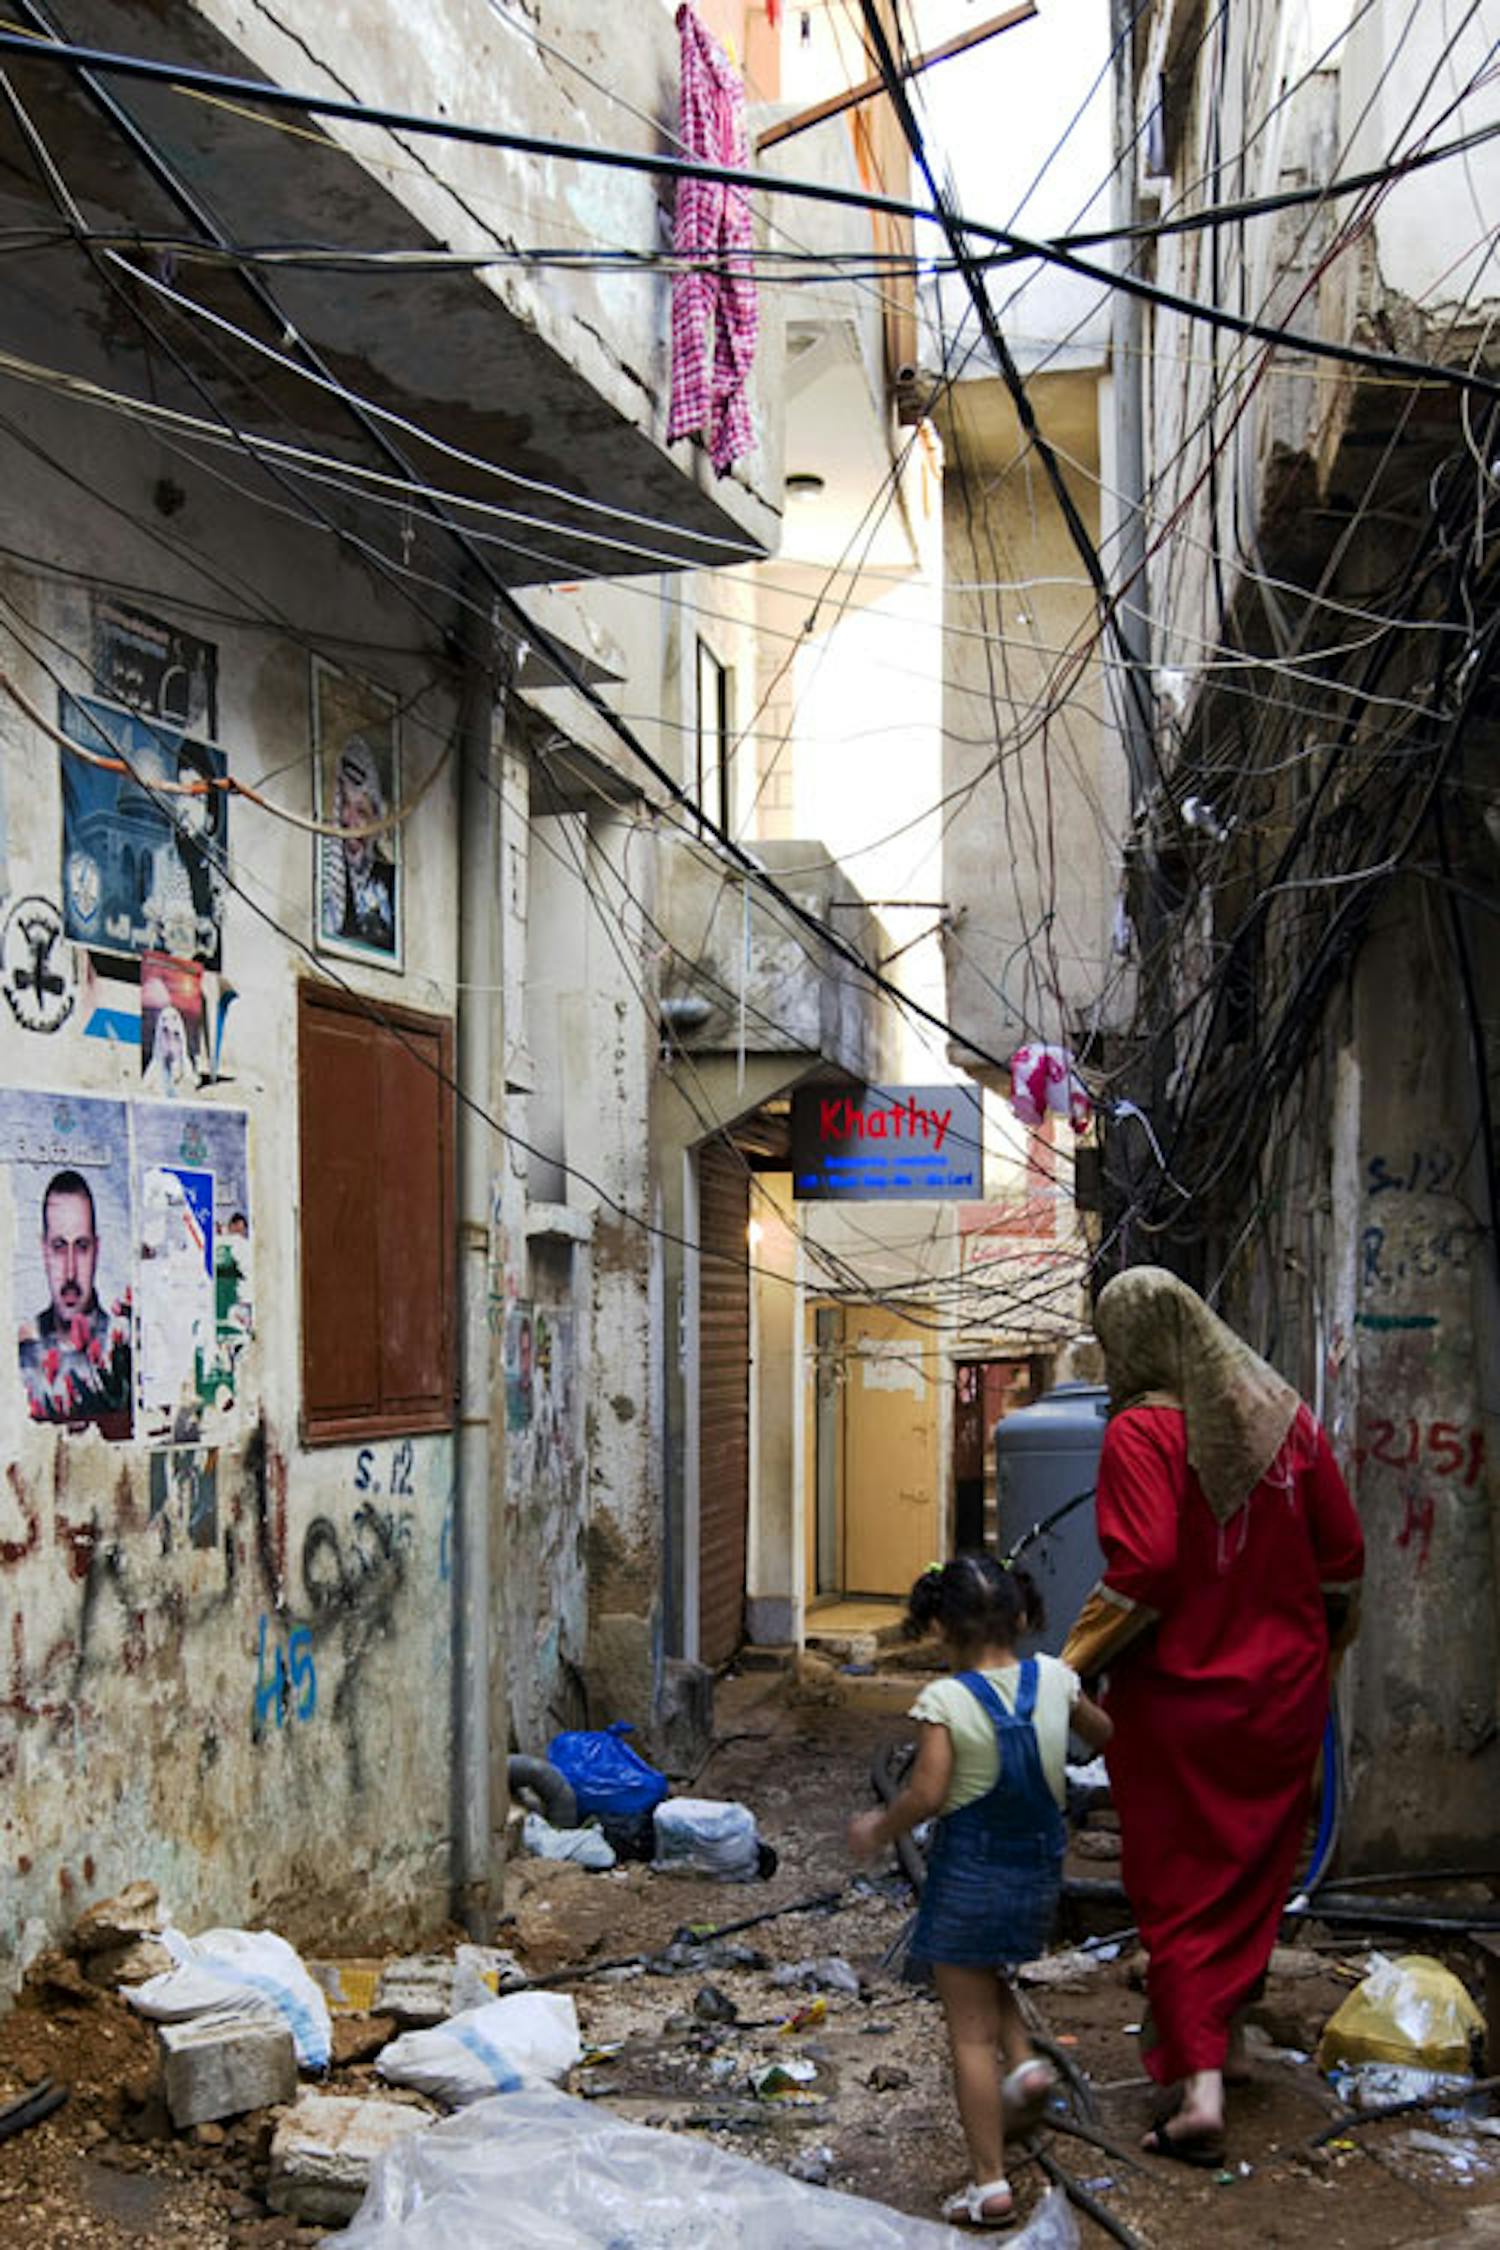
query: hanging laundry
[
  {"left": 667, "top": 4, "right": 759, "bottom": 476},
  {"left": 1008, "top": 1044, "right": 1093, "bottom": 1135}
]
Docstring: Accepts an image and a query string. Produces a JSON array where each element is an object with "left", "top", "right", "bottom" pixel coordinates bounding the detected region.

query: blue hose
[{"left": 1297, "top": 1708, "right": 1341, "bottom": 1894}]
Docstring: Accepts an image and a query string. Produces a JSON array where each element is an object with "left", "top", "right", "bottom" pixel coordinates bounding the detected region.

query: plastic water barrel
[{"left": 993, "top": 1382, "right": 1110, "bottom": 1657}]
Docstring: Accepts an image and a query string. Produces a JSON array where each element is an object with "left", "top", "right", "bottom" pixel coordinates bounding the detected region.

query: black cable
[
  {"left": 3, "top": 0, "right": 1031, "bottom": 1089},
  {"left": 4, "top": 25, "right": 1500, "bottom": 404},
  {"left": 857, "top": 0, "right": 1164, "bottom": 799}
]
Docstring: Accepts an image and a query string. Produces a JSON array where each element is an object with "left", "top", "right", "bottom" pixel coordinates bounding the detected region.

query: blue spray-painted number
[{"left": 254, "top": 1616, "right": 318, "bottom": 1733}]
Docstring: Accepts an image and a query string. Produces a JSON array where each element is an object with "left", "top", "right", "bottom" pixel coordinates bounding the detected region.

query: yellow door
[{"left": 842, "top": 1304, "right": 940, "bottom": 1595}]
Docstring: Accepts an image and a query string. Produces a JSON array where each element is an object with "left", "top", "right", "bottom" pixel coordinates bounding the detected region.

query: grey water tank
[{"left": 994, "top": 1382, "right": 1109, "bottom": 1657}]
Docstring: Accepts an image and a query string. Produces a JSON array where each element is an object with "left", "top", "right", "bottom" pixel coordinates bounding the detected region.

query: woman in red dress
[{"left": 1063, "top": 1266, "right": 1363, "bottom": 2164}]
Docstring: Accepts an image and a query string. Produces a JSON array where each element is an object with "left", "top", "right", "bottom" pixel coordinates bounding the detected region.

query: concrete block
[
  {"left": 159, "top": 2014, "right": 298, "bottom": 2128},
  {"left": 655, "top": 1656, "right": 715, "bottom": 1778},
  {"left": 267, "top": 2091, "right": 432, "bottom": 2223},
  {"left": 374, "top": 1954, "right": 453, "bottom": 2026}
]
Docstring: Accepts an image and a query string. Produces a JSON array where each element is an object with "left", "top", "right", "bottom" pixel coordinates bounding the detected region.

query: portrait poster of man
[
  {"left": 141, "top": 952, "right": 207, "bottom": 1098},
  {"left": 2, "top": 1090, "right": 134, "bottom": 1440},
  {"left": 59, "top": 693, "right": 227, "bottom": 970},
  {"left": 312, "top": 659, "right": 401, "bottom": 970}
]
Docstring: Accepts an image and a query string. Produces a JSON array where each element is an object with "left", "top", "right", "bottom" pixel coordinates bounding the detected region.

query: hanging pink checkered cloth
[{"left": 667, "top": 4, "right": 758, "bottom": 475}]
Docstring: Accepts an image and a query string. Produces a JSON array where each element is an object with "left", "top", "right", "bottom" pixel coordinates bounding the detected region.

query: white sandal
[
  {"left": 941, "top": 2177, "right": 1015, "bottom": 2229},
  {"left": 1001, "top": 2059, "right": 1057, "bottom": 2132}
]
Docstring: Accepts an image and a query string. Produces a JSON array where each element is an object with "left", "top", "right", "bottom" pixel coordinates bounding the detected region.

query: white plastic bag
[
  {"left": 326, "top": 2085, "right": 1081, "bottom": 2247},
  {"left": 652, "top": 1798, "right": 760, "bottom": 1881},
  {"left": 377, "top": 1994, "right": 580, "bottom": 2107},
  {"left": 521, "top": 1812, "right": 616, "bottom": 1869},
  {"left": 127, "top": 1925, "right": 332, "bottom": 2069}
]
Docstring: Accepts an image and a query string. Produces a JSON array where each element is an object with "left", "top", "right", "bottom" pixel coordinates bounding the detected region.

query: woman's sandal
[
  {"left": 1000, "top": 2059, "right": 1058, "bottom": 2135},
  {"left": 1140, "top": 2101, "right": 1226, "bottom": 2169},
  {"left": 941, "top": 2178, "right": 1016, "bottom": 2230}
]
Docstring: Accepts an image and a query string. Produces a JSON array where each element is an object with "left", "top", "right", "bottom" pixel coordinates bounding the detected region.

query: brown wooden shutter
[
  {"left": 697, "top": 1138, "right": 750, "bottom": 1667},
  {"left": 300, "top": 984, "right": 454, "bottom": 1441}
]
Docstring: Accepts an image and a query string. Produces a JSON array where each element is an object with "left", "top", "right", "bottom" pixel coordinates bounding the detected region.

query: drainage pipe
[{"left": 452, "top": 616, "right": 505, "bottom": 1937}]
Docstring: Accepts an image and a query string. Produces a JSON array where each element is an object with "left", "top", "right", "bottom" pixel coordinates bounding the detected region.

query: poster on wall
[
  {"left": 530, "top": 1308, "right": 575, "bottom": 1472},
  {"left": 149, "top": 1446, "right": 219, "bottom": 1553},
  {"left": 59, "top": 693, "right": 227, "bottom": 969},
  {"left": 91, "top": 598, "right": 219, "bottom": 739},
  {"left": 312, "top": 658, "right": 401, "bottom": 970},
  {"left": 134, "top": 1103, "right": 252, "bottom": 1444},
  {"left": 140, "top": 952, "right": 207, "bottom": 1097},
  {"left": 504, "top": 1302, "right": 533, "bottom": 1432},
  {"left": 0, "top": 1089, "right": 134, "bottom": 1439}
]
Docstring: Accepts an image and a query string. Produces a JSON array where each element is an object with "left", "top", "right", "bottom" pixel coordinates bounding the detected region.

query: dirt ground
[{"left": 3, "top": 1665, "right": 1499, "bottom": 2248}]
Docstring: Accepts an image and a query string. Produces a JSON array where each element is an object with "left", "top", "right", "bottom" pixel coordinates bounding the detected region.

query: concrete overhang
[
  {"left": 932, "top": 362, "right": 1103, "bottom": 483},
  {"left": 657, "top": 833, "right": 901, "bottom": 1087},
  {"left": 0, "top": 0, "right": 783, "bottom": 584}
]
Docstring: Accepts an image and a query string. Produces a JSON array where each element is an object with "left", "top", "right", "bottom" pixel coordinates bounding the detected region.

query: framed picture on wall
[{"left": 311, "top": 659, "right": 401, "bottom": 971}]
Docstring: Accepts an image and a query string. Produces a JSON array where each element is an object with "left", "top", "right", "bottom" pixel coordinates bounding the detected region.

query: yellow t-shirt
[{"left": 909, "top": 1655, "right": 1080, "bottom": 1814}]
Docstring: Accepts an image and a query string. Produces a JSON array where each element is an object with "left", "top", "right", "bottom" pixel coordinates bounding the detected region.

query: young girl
[{"left": 849, "top": 1555, "right": 1113, "bottom": 2231}]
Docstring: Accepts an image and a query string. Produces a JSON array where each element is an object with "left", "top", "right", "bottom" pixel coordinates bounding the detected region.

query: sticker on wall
[
  {"left": 312, "top": 658, "right": 401, "bottom": 971},
  {"left": 59, "top": 693, "right": 227, "bottom": 968},
  {"left": 1, "top": 894, "right": 77, "bottom": 1034},
  {"left": 857, "top": 1338, "right": 926, "bottom": 1398},
  {"left": 92, "top": 597, "right": 219, "bottom": 740},
  {"left": 134, "top": 1103, "right": 251, "bottom": 1443},
  {"left": 141, "top": 952, "right": 206, "bottom": 1097},
  {"left": 148, "top": 1445, "right": 219, "bottom": 1553},
  {"left": 0, "top": 1089, "right": 134, "bottom": 1439},
  {"left": 79, "top": 949, "right": 142, "bottom": 1049}
]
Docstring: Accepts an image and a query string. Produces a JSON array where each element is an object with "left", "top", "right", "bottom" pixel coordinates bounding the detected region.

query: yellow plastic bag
[{"left": 1317, "top": 1952, "right": 1484, "bottom": 2074}]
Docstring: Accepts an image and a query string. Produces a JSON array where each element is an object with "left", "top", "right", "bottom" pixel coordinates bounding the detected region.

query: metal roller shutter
[{"left": 697, "top": 1139, "right": 750, "bottom": 1667}]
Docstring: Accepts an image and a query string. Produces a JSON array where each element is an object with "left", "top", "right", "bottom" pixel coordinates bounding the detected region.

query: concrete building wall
[
  {"left": 936, "top": 370, "right": 1124, "bottom": 1071},
  {"left": 0, "top": 417, "right": 467, "bottom": 1991},
  {"left": 1116, "top": 0, "right": 1500, "bottom": 1866}
]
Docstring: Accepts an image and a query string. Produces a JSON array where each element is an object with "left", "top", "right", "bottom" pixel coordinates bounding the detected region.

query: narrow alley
[{"left": 0, "top": 0, "right": 1496, "bottom": 2240}]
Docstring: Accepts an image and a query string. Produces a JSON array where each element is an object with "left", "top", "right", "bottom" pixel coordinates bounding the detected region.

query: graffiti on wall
[
  {"left": 1355, "top": 1144, "right": 1477, "bottom": 1331},
  {"left": 1354, "top": 1414, "right": 1487, "bottom": 1574},
  {"left": 1, "top": 896, "right": 77, "bottom": 1035}
]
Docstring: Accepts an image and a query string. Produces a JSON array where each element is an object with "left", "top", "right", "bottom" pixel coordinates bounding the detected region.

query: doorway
[{"left": 953, "top": 1358, "right": 1050, "bottom": 1552}]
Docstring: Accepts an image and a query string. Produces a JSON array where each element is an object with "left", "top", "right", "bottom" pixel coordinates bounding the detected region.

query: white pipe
[{"left": 452, "top": 615, "right": 504, "bottom": 1936}]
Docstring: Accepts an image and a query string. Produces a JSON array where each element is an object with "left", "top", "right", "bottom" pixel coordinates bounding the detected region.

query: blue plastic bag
[{"left": 546, "top": 1722, "right": 668, "bottom": 1819}]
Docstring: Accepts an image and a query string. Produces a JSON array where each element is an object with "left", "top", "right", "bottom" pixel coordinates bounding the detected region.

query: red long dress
[{"left": 1097, "top": 1404, "right": 1364, "bottom": 2084}]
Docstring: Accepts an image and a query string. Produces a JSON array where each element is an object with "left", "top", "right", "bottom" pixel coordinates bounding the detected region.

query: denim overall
[{"left": 909, "top": 1662, "right": 1066, "bottom": 1970}]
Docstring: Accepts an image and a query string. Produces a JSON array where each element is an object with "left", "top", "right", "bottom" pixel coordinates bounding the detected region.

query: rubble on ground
[{"left": 0, "top": 1673, "right": 1494, "bottom": 2248}]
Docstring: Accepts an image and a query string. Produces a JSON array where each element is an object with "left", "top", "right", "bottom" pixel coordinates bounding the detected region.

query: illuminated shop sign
[{"left": 790, "top": 1083, "right": 983, "bottom": 1202}]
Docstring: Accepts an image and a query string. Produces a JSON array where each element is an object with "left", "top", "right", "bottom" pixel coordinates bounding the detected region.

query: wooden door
[{"left": 842, "top": 1304, "right": 939, "bottom": 1595}]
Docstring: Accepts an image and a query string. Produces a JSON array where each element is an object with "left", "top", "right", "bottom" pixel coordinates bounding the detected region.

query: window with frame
[
  {"left": 299, "top": 983, "right": 455, "bottom": 1442},
  {"left": 694, "top": 637, "right": 732, "bottom": 836}
]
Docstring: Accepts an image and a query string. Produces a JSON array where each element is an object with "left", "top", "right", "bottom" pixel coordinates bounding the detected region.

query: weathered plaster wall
[
  {"left": 0, "top": 421, "right": 466, "bottom": 1991},
  {"left": 1214, "top": 882, "right": 1499, "bottom": 1868},
  {"left": 1339, "top": 899, "right": 1497, "bottom": 1862},
  {"left": 937, "top": 369, "right": 1122, "bottom": 1069},
  {"left": 576, "top": 813, "right": 662, "bottom": 1729}
]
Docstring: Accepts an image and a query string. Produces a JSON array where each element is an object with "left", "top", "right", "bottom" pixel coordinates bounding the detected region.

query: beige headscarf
[{"left": 1093, "top": 1265, "right": 1302, "bottom": 1524}]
